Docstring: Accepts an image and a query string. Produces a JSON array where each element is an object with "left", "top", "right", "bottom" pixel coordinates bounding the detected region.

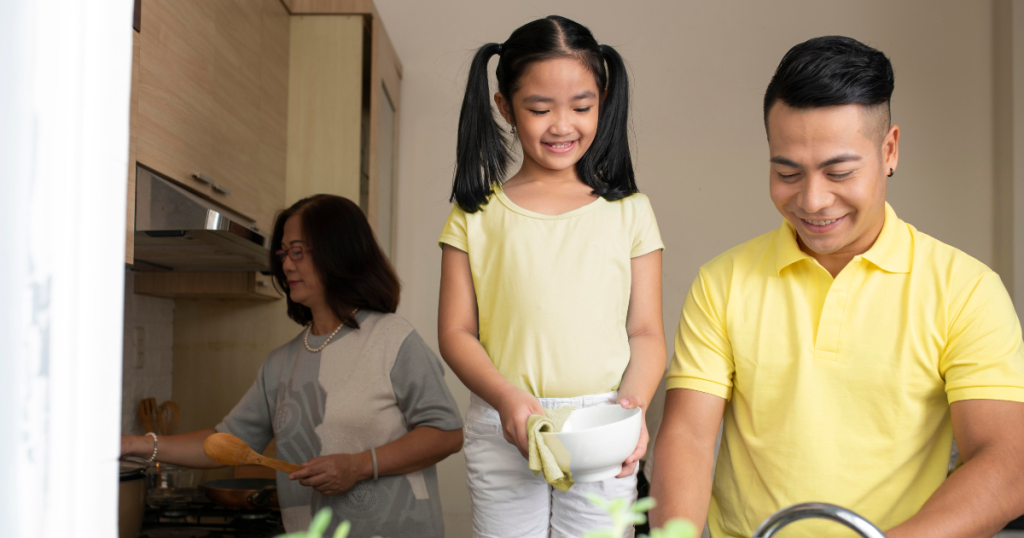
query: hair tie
[{"left": 497, "top": 43, "right": 503, "bottom": 55}]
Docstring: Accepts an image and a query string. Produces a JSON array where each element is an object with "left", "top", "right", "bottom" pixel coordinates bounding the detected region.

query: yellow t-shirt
[
  {"left": 439, "top": 186, "right": 664, "bottom": 398},
  {"left": 666, "top": 203, "right": 1024, "bottom": 538}
]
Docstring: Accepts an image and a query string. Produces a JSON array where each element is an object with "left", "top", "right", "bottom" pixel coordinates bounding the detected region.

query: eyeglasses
[{"left": 275, "top": 245, "right": 312, "bottom": 262}]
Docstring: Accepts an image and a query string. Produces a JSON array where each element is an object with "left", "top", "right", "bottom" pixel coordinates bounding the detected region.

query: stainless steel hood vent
[{"left": 133, "top": 166, "right": 271, "bottom": 271}]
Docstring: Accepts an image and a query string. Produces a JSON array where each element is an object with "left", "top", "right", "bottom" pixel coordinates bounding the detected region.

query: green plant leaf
[
  {"left": 586, "top": 492, "right": 611, "bottom": 511},
  {"left": 307, "top": 507, "right": 333, "bottom": 538},
  {"left": 332, "top": 520, "right": 351, "bottom": 538},
  {"left": 661, "top": 518, "right": 699, "bottom": 538},
  {"left": 632, "top": 497, "right": 657, "bottom": 513}
]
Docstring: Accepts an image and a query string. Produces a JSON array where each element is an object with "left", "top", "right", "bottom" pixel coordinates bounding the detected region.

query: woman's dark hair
[
  {"left": 763, "top": 36, "right": 895, "bottom": 135},
  {"left": 451, "top": 15, "right": 636, "bottom": 213},
  {"left": 269, "top": 194, "right": 400, "bottom": 329}
]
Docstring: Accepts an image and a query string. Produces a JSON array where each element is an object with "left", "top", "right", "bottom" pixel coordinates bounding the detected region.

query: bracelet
[
  {"left": 370, "top": 446, "right": 378, "bottom": 480},
  {"left": 145, "top": 432, "right": 158, "bottom": 463}
]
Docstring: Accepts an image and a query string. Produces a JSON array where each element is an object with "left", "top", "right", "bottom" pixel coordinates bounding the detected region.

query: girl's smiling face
[{"left": 496, "top": 58, "right": 600, "bottom": 173}]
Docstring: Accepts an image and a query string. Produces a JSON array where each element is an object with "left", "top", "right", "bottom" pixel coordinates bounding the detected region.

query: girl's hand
[
  {"left": 496, "top": 387, "right": 545, "bottom": 459},
  {"left": 289, "top": 453, "right": 370, "bottom": 496},
  {"left": 617, "top": 395, "right": 648, "bottom": 478}
]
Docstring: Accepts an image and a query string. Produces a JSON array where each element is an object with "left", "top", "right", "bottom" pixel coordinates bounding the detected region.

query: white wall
[
  {"left": 121, "top": 269, "right": 176, "bottom": 436},
  {"left": 374, "top": 1, "right": 998, "bottom": 534}
]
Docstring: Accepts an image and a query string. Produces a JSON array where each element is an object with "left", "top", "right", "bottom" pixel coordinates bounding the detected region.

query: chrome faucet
[{"left": 751, "top": 502, "right": 888, "bottom": 538}]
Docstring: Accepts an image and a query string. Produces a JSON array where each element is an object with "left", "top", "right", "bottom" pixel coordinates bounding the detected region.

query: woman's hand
[
  {"left": 496, "top": 387, "right": 545, "bottom": 459},
  {"left": 289, "top": 453, "right": 371, "bottom": 496},
  {"left": 617, "top": 395, "right": 648, "bottom": 478},
  {"left": 121, "top": 434, "right": 147, "bottom": 459}
]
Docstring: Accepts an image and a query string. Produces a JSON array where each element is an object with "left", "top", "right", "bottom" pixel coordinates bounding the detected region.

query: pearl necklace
[{"left": 303, "top": 310, "right": 358, "bottom": 353}]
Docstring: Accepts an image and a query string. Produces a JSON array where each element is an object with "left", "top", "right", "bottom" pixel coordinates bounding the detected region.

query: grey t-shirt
[{"left": 216, "top": 311, "right": 462, "bottom": 537}]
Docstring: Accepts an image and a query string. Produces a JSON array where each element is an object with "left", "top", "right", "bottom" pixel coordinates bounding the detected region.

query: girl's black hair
[
  {"left": 451, "top": 15, "right": 637, "bottom": 213},
  {"left": 270, "top": 194, "right": 400, "bottom": 330}
]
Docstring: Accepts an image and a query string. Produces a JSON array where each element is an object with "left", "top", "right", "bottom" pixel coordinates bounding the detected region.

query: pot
[
  {"left": 146, "top": 462, "right": 201, "bottom": 507},
  {"left": 199, "top": 478, "right": 279, "bottom": 510},
  {"left": 118, "top": 462, "right": 147, "bottom": 538}
]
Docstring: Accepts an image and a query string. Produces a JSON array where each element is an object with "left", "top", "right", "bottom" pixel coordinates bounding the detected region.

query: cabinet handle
[
  {"left": 192, "top": 173, "right": 215, "bottom": 185},
  {"left": 211, "top": 183, "right": 232, "bottom": 195}
]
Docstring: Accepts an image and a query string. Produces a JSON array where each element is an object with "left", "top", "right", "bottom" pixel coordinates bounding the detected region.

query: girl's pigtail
[
  {"left": 451, "top": 43, "right": 508, "bottom": 213},
  {"left": 578, "top": 44, "right": 637, "bottom": 200}
]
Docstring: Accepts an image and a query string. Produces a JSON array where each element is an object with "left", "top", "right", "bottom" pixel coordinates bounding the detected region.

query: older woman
[{"left": 121, "top": 195, "right": 464, "bottom": 537}]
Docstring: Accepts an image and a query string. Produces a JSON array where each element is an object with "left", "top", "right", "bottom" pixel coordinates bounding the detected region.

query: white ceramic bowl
[{"left": 540, "top": 404, "right": 642, "bottom": 483}]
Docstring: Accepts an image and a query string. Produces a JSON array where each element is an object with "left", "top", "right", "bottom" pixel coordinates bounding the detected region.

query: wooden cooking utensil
[
  {"left": 156, "top": 400, "right": 180, "bottom": 435},
  {"left": 204, "top": 432, "right": 302, "bottom": 474},
  {"left": 138, "top": 398, "right": 157, "bottom": 433}
]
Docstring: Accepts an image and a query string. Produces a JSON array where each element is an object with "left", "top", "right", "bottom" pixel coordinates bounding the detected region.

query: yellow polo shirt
[{"left": 666, "top": 203, "right": 1024, "bottom": 538}]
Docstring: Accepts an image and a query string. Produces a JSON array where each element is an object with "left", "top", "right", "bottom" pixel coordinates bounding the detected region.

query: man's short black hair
[{"left": 764, "top": 36, "right": 895, "bottom": 137}]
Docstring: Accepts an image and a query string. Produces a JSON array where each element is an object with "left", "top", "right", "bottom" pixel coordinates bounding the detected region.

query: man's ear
[
  {"left": 882, "top": 124, "right": 900, "bottom": 175},
  {"left": 494, "top": 92, "right": 513, "bottom": 126}
]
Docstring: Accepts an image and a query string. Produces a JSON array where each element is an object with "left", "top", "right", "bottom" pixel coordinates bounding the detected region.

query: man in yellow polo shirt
[{"left": 649, "top": 36, "right": 1024, "bottom": 538}]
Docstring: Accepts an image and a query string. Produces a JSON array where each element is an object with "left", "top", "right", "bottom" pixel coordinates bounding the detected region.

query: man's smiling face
[{"left": 767, "top": 102, "right": 898, "bottom": 262}]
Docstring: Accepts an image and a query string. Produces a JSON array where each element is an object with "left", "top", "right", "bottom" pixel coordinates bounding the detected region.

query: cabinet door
[
  {"left": 204, "top": 0, "right": 287, "bottom": 234},
  {"left": 205, "top": 0, "right": 263, "bottom": 226},
  {"left": 136, "top": 0, "right": 217, "bottom": 198},
  {"left": 136, "top": 0, "right": 286, "bottom": 233},
  {"left": 367, "top": 18, "right": 402, "bottom": 260},
  {"left": 285, "top": 15, "right": 364, "bottom": 207},
  {"left": 253, "top": 0, "right": 289, "bottom": 233}
]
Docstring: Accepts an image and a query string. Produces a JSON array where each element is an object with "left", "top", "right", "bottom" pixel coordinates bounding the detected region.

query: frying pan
[{"left": 199, "top": 478, "right": 280, "bottom": 510}]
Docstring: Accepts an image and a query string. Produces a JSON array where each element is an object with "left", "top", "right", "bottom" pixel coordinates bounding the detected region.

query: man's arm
[
  {"left": 887, "top": 399, "right": 1024, "bottom": 538},
  {"left": 648, "top": 388, "right": 726, "bottom": 530}
]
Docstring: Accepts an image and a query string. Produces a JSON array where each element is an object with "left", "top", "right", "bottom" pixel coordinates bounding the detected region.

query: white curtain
[{"left": 0, "top": 0, "right": 134, "bottom": 536}]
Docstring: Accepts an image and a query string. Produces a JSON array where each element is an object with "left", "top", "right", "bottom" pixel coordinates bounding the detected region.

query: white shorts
[{"left": 464, "top": 392, "right": 639, "bottom": 538}]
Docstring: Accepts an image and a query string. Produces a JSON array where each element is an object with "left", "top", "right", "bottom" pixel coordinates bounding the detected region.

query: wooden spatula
[
  {"left": 156, "top": 400, "right": 179, "bottom": 435},
  {"left": 203, "top": 432, "right": 302, "bottom": 474},
  {"left": 138, "top": 398, "right": 157, "bottom": 433}
]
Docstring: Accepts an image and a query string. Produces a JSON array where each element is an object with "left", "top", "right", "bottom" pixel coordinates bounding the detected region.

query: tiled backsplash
[{"left": 121, "top": 268, "right": 175, "bottom": 435}]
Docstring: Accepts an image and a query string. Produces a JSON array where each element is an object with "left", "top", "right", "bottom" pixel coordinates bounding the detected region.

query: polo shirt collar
[
  {"left": 774, "top": 202, "right": 912, "bottom": 275},
  {"left": 861, "top": 202, "right": 912, "bottom": 273},
  {"left": 774, "top": 220, "right": 811, "bottom": 275}
]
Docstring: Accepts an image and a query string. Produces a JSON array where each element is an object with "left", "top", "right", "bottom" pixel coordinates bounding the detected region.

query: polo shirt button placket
[{"left": 813, "top": 260, "right": 861, "bottom": 362}]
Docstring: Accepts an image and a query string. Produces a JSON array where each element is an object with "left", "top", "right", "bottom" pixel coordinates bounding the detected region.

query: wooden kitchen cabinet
[
  {"left": 126, "top": 28, "right": 140, "bottom": 264},
  {"left": 368, "top": 14, "right": 402, "bottom": 259},
  {"left": 284, "top": 0, "right": 402, "bottom": 259},
  {"left": 136, "top": 0, "right": 217, "bottom": 213},
  {"left": 135, "top": 0, "right": 288, "bottom": 234},
  {"left": 134, "top": 271, "right": 282, "bottom": 300}
]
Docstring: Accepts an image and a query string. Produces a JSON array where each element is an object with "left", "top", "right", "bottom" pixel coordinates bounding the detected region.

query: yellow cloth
[
  {"left": 667, "top": 203, "right": 1024, "bottom": 538},
  {"left": 439, "top": 186, "right": 664, "bottom": 398},
  {"left": 527, "top": 405, "right": 575, "bottom": 491}
]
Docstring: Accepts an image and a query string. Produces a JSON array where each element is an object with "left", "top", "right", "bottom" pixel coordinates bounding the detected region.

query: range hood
[{"left": 133, "top": 166, "right": 271, "bottom": 271}]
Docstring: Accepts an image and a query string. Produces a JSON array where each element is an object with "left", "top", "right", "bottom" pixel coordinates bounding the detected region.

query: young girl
[{"left": 437, "top": 15, "right": 665, "bottom": 538}]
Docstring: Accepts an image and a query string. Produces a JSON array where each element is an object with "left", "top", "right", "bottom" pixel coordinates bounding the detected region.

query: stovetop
[{"left": 139, "top": 500, "right": 285, "bottom": 538}]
